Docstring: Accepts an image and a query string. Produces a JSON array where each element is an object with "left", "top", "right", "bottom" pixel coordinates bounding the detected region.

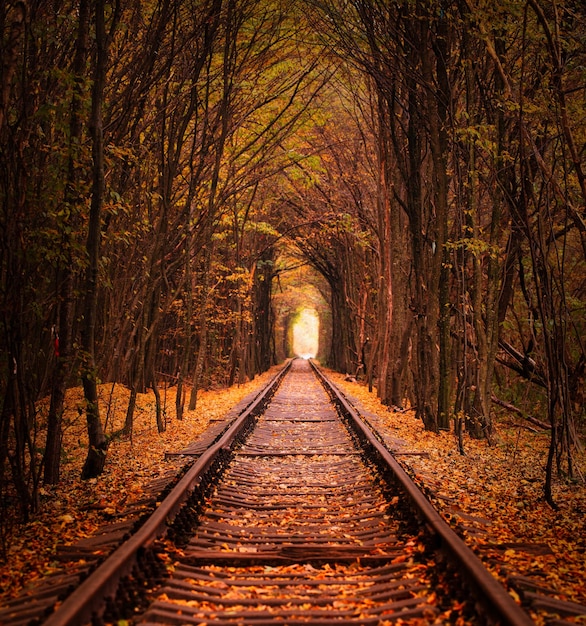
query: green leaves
[{"left": 446, "top": 237, "right": 499, "bottom": 260}]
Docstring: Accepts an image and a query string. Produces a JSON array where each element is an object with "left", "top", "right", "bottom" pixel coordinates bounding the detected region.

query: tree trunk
[
  {"left": 81, "top": 0, "right": 108, "bottom": 480},
  {"left": 152, "top": 366, "right": 165, "bottom": 433},
  {"left": 423, "top": 14, "right": 451, "bottom": 429},
  {"left": 188, "top": 308, "right": 208, "bottom": 411},
  {"left": 374, "top": 97, "right": 393, "bottom": 405},
  {"left": 44, "top": 274, "right": 73, "bottom": 484},
  {"left": 189, "top": 247, "right": 212, "bottom": 411},
  {"left": 123, "top": 386, "right": 137, "bottom": 438},
  {"left": 328, "top": 277, "right": 353, "bottom": 373},
  {"left": 176, "top": 255, "right": 193, "bottom": 420},
  {"left": 253, "top": 251, "right": 275, "bottom": 375},
  {"left": 406, "top": 73, "right": 438, "bottom": 432},
  {"left": 44, "top": 0, "right": 90, "bottom": 484}
]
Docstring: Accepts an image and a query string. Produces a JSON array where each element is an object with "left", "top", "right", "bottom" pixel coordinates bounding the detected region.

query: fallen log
[{"left": 491, "top": 395, "right": 550, "bottom": 430}]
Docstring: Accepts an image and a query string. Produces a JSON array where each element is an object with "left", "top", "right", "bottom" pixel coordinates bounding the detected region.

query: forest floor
[
  {"left": 333, "top": 372, "right": 586, "bottom": 624},
  {"left": 1, "top": 362, "right": 584, "bottom": 624}
]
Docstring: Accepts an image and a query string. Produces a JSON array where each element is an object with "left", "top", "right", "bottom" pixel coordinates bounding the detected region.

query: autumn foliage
[{"left": 0, "top": 0, "right": 585, "bottom": 588}]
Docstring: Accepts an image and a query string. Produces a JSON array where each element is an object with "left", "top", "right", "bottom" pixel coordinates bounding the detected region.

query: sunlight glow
[{"left": 292, "top": 308, "right": 319, "bottom": 359}]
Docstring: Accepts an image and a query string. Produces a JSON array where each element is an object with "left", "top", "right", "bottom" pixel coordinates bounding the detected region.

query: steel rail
[
  {"left": 42, "top": 361, "right": 291, "bottom": 626},
  {"left": 311, "top": 361, "right": 535, "bottom": 626}
]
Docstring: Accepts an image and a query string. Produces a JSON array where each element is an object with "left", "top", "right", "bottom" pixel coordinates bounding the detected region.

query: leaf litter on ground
[
  {"left": 329, "top": 371, "right": 586, "bottom": 621},
  {"left": 0, "top": 366, "right": 279, "bottom": 603},
  {"left": 1, "top": 363, "right": 584, "bottom": 624}
]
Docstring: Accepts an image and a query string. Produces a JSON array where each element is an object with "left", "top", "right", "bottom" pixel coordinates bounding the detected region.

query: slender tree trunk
[
  {"left": 423, "top": 14, "right": 451, "bottom": 429},
  {"left": 44, "top": 0, "right": 90, "bottom": 484},
  {"left": 189, "top": 247, "right": 212, "bottom": 411},
  {"left": 189, "top": 309, "right": 208, "bottom": 411},
  {"left": 228, "top": 298, "right": 243, "bottom": 387},
  {"left": 176, "top": 278, "right": 191, "bottom": 421},
  {"left": 124, "top": 386, "right": 137, "bottom": 437},
  {"left": 44, "top": 274, "right": 73, "bottom": 484},
  {"left": 327, "top": 277, "right": 353, "bottom": 373},
  {"left": 474, "top": 34, "right": 510, "bottom": 444},
  {"left": 253, "top": 250, "right": 275, "bottom": 374},
  {"left": 374, "top": 100, "right": 393, "bottom": 405},
  {"left": 406, "top": 68, "right": 438, "bottom": 432},
  {"left": 81, "top": 0, "right": 108, "bottom": 480},
  {"left": 152, "top": 363, "right": 165, "bottom": 433}
]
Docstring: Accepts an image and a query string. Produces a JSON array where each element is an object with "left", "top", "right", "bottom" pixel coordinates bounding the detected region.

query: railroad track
[{"left": 4, "top": 359, "right": 573, "bottom": 625}]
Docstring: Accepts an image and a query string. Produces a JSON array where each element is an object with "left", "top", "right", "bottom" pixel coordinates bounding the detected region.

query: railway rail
[{"left": 3, "top": 359, "right": 581, "bottom": 625}]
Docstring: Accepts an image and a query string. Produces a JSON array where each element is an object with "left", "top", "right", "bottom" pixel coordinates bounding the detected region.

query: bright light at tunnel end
[{"left": 292, "top": 308, "right": 319, "bottom": 360}]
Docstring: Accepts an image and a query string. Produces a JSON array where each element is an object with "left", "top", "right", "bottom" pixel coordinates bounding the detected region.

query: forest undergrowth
[{"left": 0, "top": 365, "right": 584, "bottom": 620}]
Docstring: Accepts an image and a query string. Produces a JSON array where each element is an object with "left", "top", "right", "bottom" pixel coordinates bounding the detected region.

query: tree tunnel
[
  {"left": 271, "top": 255, "right": 330, "bottom": 366},
  {"left": 3, "top": 0, "right": 583, "bottom": 503}
]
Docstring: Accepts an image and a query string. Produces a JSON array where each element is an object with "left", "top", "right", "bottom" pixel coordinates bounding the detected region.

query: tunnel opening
[
  {"left": 292, "top": 308, "right": 319, "bottom": 359},
  {"left": 271, "top": 254, "right": 330, "bottom": 364}
]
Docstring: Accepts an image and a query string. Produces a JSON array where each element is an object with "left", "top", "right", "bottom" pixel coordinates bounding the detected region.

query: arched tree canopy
[{"left": 1, "top": 0, "right": 584, "bottom": 510}]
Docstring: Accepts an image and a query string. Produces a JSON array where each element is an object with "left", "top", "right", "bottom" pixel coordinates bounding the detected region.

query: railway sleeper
[{"left": 35, "top": 361, "right": 541, "bottom": 625}]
